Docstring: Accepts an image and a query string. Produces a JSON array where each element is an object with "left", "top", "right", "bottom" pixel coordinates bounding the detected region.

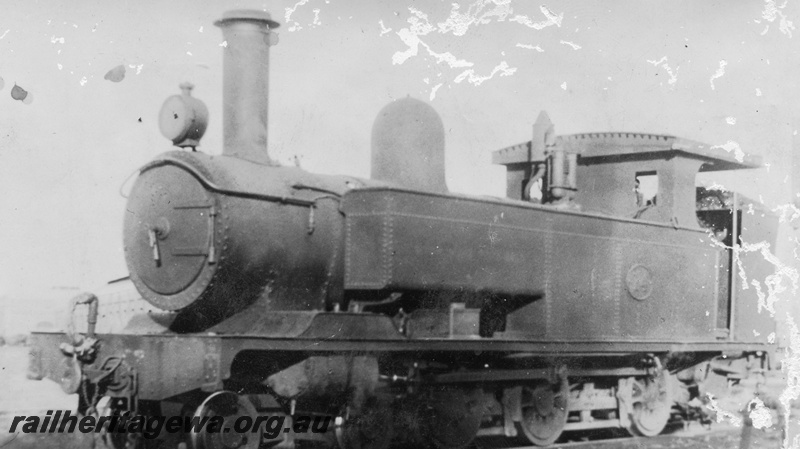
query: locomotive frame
[{"left": 27, "top": 8, "right": 777, "bottom": 449}]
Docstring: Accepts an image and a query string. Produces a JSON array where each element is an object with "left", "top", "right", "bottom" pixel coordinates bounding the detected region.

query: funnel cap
[{"left": 215, "top": 9, "right": 280, "bottom": 29}]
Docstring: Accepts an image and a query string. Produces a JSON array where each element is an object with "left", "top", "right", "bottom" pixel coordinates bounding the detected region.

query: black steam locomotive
[{"left": 28, "top": 9, "right": 776, "bottom": 449}]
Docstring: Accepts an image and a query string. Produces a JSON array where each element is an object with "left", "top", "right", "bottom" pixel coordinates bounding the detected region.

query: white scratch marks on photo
[
  {"left": 756, "top": 87, "right": 763, "bottom": 96},
  {"left": 219, "top": 40, "right": 227, "bottom": 47},
  {"left": 748, "top": 397, "right": 773, "bottom": 429},
  {"left": 726, "top": 116, "right": 737, "bottom": 125},
  {"left": 433, "top": 2, "right": 561, "bottom": 36},
  {"left": 392, "top": 7, "right": 436, "bottom": 65},
  {"left": 285, "top": 0, "right": 310, "bottom": 32},
  {"left": 510, "top": 6, "right": 564, "bottom": 30},
  {"left": 378, "top": 20, "right": 392, "bottom": 36},
  {"left": 312, "top": 9, "right": 321, "bottom": 26},
  {"left": 773, "top": 203, "right": 800, "bottom": 223},
  {"left": 429, "top": 83, "right": 443, "bottom": 101},
  {"left": 560, "top": 81, "right": 567, "bottom": 90},
  {"left": 707, "top": 182, "right": 728, "bottom": 191},
  {"left": 79, "top": 76, "right": 88, "bottom": 87},
  {"left": 516, "top": 43, "right": 544, "bottom": 52},
  {"left": 455, "top": 61, "right": 516, "bottom": 86},
  {"left": 779, "top": 314, "right": 800, "bottom": 449},
  {"left": 0, "top": 30, "right": 9, "bottom": 40},
  {"left": 706, "top": 393, "right": 743, "bottom": 427},
  {"left": 50, "top": 35, "right": 65, "bottom": 44},
  {"left": 710, "top": 140, "right": 745, "bottom": 162},
  {"left": 127, "top": 64, "right": 144, "bottom": 75},
  {"left": 732, "top": 239, "right": 799, "bottom": 316},
  {"left": 647, "top": 56, "right": 679, "bottom": 87},
  {"left": 57, "top": 63, "right": 62, "bottom": 70},
  {"left": 709, "top": 59, "right": 727, "bottom": 90},
  {"left": 426, "top": 45, "right": 474, "bottom": 68},
  {"left": 393, "top": 9, "right": 473, "bottom": 68},
  {"left": 751, "top": 279, "right": 767, "bottom": 312},
  {"left": 393, "top": 3, "right": 562, "bottom": 86},
  {"left": 560, "top": 40, "right": 581, "bottom": 50},
  {"left": 761, "top": 0, "right": 795, "bottom": 37},
  {"left": 437, "top": 0, "right": 513, "bottom": 36}
]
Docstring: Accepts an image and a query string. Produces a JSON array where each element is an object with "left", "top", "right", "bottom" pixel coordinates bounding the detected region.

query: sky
[{"left": 0, "top": 0, "right": 799, "bottom": 317}]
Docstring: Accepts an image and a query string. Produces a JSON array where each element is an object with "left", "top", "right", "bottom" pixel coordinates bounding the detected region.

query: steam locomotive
[{"left": 28, "top": 9, "right": 777, "bottom": 449}]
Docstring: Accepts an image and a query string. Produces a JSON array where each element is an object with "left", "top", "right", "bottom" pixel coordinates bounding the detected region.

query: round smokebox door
[{"left": 124, "top": 165, "right": 215, "bottom": 299}]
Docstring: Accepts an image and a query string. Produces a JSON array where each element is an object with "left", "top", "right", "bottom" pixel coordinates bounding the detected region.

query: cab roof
[{"left": 492, "top": 132, "right": 761, "bottom": 172}]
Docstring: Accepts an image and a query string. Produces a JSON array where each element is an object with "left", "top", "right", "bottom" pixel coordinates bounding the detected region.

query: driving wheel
[
  {"left": 425, "top": 388, "right": 485, "bottom": 449},
  {"left": 191, "top": 391, "right": 259, "bottom": 449},
  {"left": 517, "top": 378, "right": 569, "bottom": 446},
  {"left": 95, "top": 397, "right": 140, "bottom": 449},
  {"left": 335, "top": 396, "right": 393, "bottom": 449},
  {"left": 627, "top": 370, "right": 673, "bottom": 437}
]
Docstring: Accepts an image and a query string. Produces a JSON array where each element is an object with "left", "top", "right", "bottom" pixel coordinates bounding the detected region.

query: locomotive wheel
[
  {"left": 98, "top": 424, "right": 145, "bottom": 449},
  {"left": 191, "top": 391, "right": 259, "bottom": 449},
  {"left": 95, "top": 397, "right": 140, "bottom": 449},
  {"left": 335, "top": 396, "right": 393, "bottom": 449},
  {"left": 627, "top": 371, "right": 673, "bottom": 437},
  {"left": 95, "top": 398, "right": 166, "bottom": 449},
  {"left": 425, "top": 388, "right": 484, "bottom": 449},
  {"left": 516, "top": 378, "right": 569, "bottom": 446}
]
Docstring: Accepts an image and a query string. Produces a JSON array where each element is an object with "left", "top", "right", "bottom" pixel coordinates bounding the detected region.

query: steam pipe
[{"left": 214, "top": 10, "right": 280, "bottom": 165}]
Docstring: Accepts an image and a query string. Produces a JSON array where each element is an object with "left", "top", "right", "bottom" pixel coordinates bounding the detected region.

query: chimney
[{"left": 214, "top": 10, "right": 280, "bottom": 165}]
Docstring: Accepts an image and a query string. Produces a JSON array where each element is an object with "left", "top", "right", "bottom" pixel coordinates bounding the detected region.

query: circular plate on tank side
[{"left": 625, "top": 264, "right": 653, "bottom": 301}]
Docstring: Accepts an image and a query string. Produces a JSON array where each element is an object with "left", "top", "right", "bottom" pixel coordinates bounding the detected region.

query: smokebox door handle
[{"left": 148, "top": 229, "right": 161, "bottom": 265}]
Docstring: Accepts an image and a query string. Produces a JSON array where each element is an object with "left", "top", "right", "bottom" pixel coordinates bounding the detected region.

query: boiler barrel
[{"left": 123, "top": 151, "right": 350, "bottom": 326}]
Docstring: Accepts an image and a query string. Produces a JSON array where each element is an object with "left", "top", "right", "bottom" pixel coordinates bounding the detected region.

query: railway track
[
  {"left": 0, "top": 417, "right": 778, "bottom": 449},
  {"left": 471, "top": 422, "right": 748, "bottom": 449}
]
